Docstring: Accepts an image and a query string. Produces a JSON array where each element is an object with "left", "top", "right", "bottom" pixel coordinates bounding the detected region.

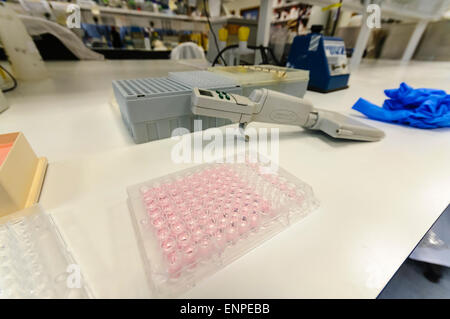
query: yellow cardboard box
[{"left": 0, "top": 132, "right": 47, "bottom": 217}]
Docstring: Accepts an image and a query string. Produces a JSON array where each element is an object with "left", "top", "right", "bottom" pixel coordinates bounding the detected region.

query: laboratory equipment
[
  {"left": 353, "top": 82, "right": 450, "bottom": 129},
  {"left": 213, "top": 26, "right": 254, "bottom": 66},
  {"left": 0, "top": 89, "right": 7, "bottom": 113},
  {"left": 206, "top": 17, "right": 258, "bottom": 64},
  {"left": 218, "top": 28, "right": 228, "bottom": 51},
  {"left": 0, "top": 3, "right": 48, "bottom": 81},
  {"left": 208, "top": 65, "right": 309, "bottom": 97},
  {"left": 210, "top": 27, "right": 283, "bottom": 67},
  {"left": 170, "top": 42, "right": 206, "bottom": 60},
  {"left": 127, "top": 159, "right": 318, "bottom": 297},
  {"left": 111, "top": 66, "right": 309, "bottom": 144},
  {"left": 0, "top": 132, "right": 47, "bottom": 217},
  {"left": 191, "top": 88, "right": 385, "bottom": 142},
  {"left": 287, "top": 26, "right": 350, "bottom": 93},
  {"left": 112, "top": 72, "right": 240, "bottom": 144},
  {"left": 414, "top": 20, "right": 450, "bottom": 61},
  {"left": 0, "top": 205, "right": 89, "bottom": 298},
  {"left": 18, "top": 0, "right": 55, "bottom": 20}
]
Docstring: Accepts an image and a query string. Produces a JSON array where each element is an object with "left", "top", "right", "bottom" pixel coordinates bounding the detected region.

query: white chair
[{"left": 170, "top": 42, "right": 205, "bottom": 60}]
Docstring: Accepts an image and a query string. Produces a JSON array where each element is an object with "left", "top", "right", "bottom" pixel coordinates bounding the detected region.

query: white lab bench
[{"left": 0, "top": 59, "right": 449, "bottom": 298}]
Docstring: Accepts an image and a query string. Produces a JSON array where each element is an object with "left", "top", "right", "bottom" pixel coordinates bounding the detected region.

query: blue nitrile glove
[{"left": 352, "top": 82, "right": 450, "bottom": 129}]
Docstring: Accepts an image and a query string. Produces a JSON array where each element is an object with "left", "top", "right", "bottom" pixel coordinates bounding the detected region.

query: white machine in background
[
  {"left": 0, "top": 71, "right": 9, "bottom": 112},
  {"left": 0, "top": 2, "right": 48, "bottom": 81},
  {"left": 217, "top": 26, "right": 255, "bottom": 66},
  {"left": 18, "top": 0, "right": 55, "bottom": 20},
  {"left": 191, "top": 88, "right": 385, "bottom": 142},
  {"left": 0, "top": 89, "right": 8, "bottom": 113}
]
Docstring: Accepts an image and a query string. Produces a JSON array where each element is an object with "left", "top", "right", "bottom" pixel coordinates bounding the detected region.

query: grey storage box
[{"left": 112, "top": 72, "right": 240, "bottom": 144}]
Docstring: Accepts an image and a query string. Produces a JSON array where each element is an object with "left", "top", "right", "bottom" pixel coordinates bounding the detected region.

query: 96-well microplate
[{"left": 127, "top": 161, "right": 318, "bottom": 297}]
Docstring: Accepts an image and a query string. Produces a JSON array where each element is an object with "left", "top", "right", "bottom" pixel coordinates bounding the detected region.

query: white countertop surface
[{"left": 1, "top": 59, "right": 449, "bottom": 298}]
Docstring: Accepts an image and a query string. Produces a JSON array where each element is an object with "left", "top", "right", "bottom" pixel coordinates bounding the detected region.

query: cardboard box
[{"left": 0, "top": 132, "right": 47, "bottom": 217}]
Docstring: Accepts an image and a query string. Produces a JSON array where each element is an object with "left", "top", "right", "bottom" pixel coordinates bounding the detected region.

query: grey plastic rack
[{"left": 112, "top": 73, "right": 240, "bottom": 144}]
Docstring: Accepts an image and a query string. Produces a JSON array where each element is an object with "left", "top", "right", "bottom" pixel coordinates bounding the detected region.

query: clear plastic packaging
[
  {"left": 127, "top": 160, "right": 318, "bottom": 297},
  {"left": 0, "top": 205, "right": 89, "bottom": 299},
  {"left": 208, "top": 65, "right": 309, "bottom": 97}
]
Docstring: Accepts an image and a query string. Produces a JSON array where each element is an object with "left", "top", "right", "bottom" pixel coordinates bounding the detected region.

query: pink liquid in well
[
  {"left": 139, "top": 164, "right": 302, "bottom": 278},
  {"left": 0, "top": 143, "right": 13, "bottom": 166}
]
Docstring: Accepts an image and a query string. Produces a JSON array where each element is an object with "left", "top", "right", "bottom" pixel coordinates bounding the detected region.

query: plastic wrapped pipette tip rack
[
  {"left": 0, "top": 205, "right": 89, "bottom": 299},
  {"left": 127, "top": 160, "right": 318, "bottom": 297}
]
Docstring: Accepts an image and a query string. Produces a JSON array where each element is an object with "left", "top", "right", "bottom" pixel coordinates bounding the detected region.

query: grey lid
[
  {"left": 113, "top": 77, "right": 192, "bottom": 100},
  {"left": 168, "top": 71, "right": 239, "bottom": 89}
]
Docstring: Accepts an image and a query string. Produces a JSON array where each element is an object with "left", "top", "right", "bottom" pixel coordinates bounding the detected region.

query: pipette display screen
[{"left": 199, "top": 89, "right": 213, "bottom": 97}]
